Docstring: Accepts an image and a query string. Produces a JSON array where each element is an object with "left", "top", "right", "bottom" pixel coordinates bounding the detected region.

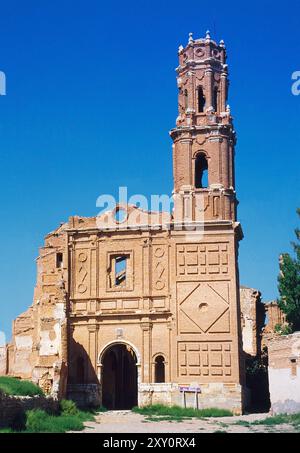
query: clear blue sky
[{"left": 0, "top": 0, "right": 299, "bottom": 339}]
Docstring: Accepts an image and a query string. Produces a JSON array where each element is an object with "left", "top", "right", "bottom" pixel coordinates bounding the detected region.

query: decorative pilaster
[
  {"left": 205, "top": 68, "right": 213, "bottom": 110},
  {"left": 141, "top": 321, "right": 152, "bottom": 383},
  {"left": 87, "top": 324, "right": 99, "bottom": 380},
  {"left": 220, "top": 72, "right": 227, "bottom": 112}
]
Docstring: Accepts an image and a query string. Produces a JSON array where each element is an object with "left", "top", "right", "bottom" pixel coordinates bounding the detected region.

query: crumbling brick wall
[
  {"left": 264, "top": 301, "right": 286, "bottom": 333},
  {"left": 0, "top": 394, "right": 59, "bottom": 428},
  {"left": 2, "top": 223, "right": 69, "bottom": 400},
  {"left": 240, "top": 286, "right": 265, "bottom": 357}
]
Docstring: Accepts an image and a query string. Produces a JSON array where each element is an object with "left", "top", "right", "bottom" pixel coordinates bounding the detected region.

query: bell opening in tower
[
  {"left": 197, "top": 86, "right": 206, "bottom": 113},
  {"left": 195, "top": 154, "right": 208, "bottom": 188}
]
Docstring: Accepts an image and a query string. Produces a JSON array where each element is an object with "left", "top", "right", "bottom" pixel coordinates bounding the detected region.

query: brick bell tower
[
  {"left": 170, "top": 31, "right": 246, "bottom": 413},
  {"left": 171, "top": 30, "right": 236, "bottom": 223}
]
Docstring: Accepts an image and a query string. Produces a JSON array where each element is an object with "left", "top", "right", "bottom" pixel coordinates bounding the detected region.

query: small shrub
[
  {"left": 26, "top": 409, "right": 48, "bottom": 432},
  {"left": 274, "top": 323, "right": 292, "bottom": 335},
  {"left": 25, "top": 409, "right": 86, "bottom": 433},
  {"left": 0, "top": 377, "right": 43, "bottom": 396},
  {"left": 281, "top": 325, "right": 293, "bottom": 335},
  {"left": 60, "top": 399, "right": 78, "bottom": 416}
]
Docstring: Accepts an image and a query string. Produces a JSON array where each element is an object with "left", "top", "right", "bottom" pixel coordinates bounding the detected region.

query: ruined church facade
[{"left": 2, "top": 32, "right": 249, "bottom": 413}]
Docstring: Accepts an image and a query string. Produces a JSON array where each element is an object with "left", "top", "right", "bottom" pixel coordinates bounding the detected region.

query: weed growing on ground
[{"left": 132, "top": 404, "right": 232, "bottom": 421}]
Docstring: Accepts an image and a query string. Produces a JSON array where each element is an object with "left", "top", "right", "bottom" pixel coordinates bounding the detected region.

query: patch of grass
[
  {"left": 132, "top": 404, "right": 233, "bottom": 420},
  {"left": 0, "top": 398, "right": 98, "bottom": 433},
  {"left": 233, "top": 413, "right": 300, "bottom": 430},
  {"left": 234, "top": 420, "right": 251, "bottom": 427},
  {"left": 253, "top": 413, "right": 300, "bottom": 427},
  {"left": 25, "top": 409, "right": 81, "bottom": 433},
  {"left": 24, "top": 406, "right": 96, "bottom": 433},
  {"left": 253, "top": 415, "right": 287, "bottom": 426},
  {"left": 0, "top": 377, "right": 43, "bottom": 397},
  {"left": 93, "top": 405, "right": 107, "bottom": 412},
  {"left": 214, "top": 430, "right": 227, "bottom": 433}
]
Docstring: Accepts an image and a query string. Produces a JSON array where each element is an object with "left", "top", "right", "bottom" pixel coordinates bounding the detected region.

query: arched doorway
[{"left": 101, "top": 343, "right": 138, "bottom": 410}]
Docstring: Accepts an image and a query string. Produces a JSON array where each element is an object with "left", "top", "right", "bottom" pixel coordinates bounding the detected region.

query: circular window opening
[
  {"left": 114, "top": 207, "right": 127, "bottom": 223},
  {"left": 198, "top": 302, "right": 208, "bottom": 313}
]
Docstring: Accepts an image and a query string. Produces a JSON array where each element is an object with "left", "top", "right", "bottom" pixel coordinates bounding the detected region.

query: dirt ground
[{"left": 79, "top": 410, "right": 298, "bottom": 433}]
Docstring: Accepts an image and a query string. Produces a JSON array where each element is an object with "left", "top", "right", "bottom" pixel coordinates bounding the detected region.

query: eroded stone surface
[
  {"left": 240, "top": 287, "right": 265, "bottom": 357},
  {"left": 268, "top": 332, "right": 300, "bottom": 414}
]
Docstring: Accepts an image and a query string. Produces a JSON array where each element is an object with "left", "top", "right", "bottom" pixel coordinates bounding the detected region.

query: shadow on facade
[
  {"left": 245, "top": 347, "right": 271, "bottom": 413},
  {"left": 67, "top": 338, "right": 100, "bottom": 408},
  {"left": 66, "top": 339, "right": 138, "bottom": 410}
]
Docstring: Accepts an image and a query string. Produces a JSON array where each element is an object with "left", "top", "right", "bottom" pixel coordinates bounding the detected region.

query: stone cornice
[
  {"left": 170, "top": 123, "right": 234, "bottom": 139},
  {"left": 69, "top": 311, "right": 172, "bottom": 321},
  {"left": 176, "top": 59, "right": 224, "bottom": 73}
]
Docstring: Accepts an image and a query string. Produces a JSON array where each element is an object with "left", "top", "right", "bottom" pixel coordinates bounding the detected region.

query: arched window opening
[
  {"left": 77, "top": 357, "right": 85, "bottom": 383},
  {"left": 184, "top": 89, "right": 188, "bottom": 109},
  {"left": 198, "top": 86, "right": 206, "bottom": 113},
  {"left": 195, "top": 154, "right": 208, "bottom": 188},
  {"left": 154, "top": 355, "right": 165, "bottom": 383},
  {"left": 213, "top": 86, "right": 218, "bottom": 112}
]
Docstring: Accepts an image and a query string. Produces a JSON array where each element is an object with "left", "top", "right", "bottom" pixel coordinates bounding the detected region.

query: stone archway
[{"left": 99, "top": 342, "right": 139, "bottom": 410}]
